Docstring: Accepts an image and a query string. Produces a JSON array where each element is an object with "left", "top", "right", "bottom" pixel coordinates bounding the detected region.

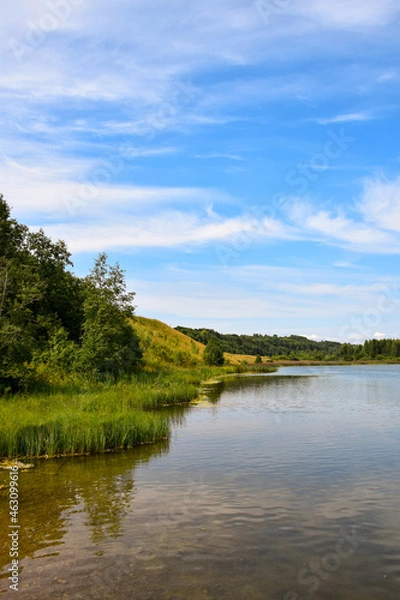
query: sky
[{"left": 1, "top": 0, "right": 400, "bottom": 342}]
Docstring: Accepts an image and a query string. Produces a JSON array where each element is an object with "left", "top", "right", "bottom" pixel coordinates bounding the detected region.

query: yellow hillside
[
  {"left": 132, "top": 316, "right": 256, "bottom": 368},
  {"left": 132, "top": 317, "right": 204, "bottom": 368}
]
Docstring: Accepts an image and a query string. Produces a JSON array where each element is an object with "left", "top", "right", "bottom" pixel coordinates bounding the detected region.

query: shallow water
[{"left": 1, "top": 365, "right": 400, "bottom": 599}]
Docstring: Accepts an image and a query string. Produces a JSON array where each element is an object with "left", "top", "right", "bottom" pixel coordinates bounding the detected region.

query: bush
[{"left": 203, "top": 337, "right": 224, "bottom": 366}]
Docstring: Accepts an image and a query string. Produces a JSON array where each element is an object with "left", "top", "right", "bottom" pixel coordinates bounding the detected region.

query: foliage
[
  {"left": 0, "top": 195, "right": 141, "bottom": 391},
  {"left": 203, "top": 336, "right": 225, "bottom": 366},
  {"left": 79, "top": 254, "right": 142, "bottom": 380},
  {"left": 176, "top": 326, "right": 400, "bottom": 363},
  {"left": 338, "top": 338, "right": 400, "bottom": 361},
  {"left": 176, "top": 326, "right": 342, "bottom": 359}
]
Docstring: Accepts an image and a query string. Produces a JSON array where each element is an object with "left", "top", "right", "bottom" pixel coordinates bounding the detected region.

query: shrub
[{"left": 203, "top": 337, "right": 224, "bottom": 366}]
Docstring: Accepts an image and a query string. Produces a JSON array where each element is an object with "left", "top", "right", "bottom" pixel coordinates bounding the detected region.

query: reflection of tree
[
  {"left": 200, "top": 380, "right": 225, "bottom": 403},
  {"left": 82, "top": 472, "right": 134, "bottom": 543},
  {"left": 217, "top": 373, "right": 311, "bottom": 394},
  {"left": 0, "top": 441, "right": 169, "bottom": 575}
]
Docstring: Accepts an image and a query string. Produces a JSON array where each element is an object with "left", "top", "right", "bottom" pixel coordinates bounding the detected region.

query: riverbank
[
  {"left": 267, "top": 359, "right": 400, "bottom": 366},
  {"left": 0, "top": 364, "right": 276, "bottom": 459}
]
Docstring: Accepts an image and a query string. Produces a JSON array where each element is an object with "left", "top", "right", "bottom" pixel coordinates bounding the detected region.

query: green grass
[
  {"left": 0, "top": 370, "right": 196, "bottom": 458},
  {"left": 0, "top": 365, "right": 277, "bottom": 459},
  {"left": 0, "top": 390, "right": 168, "bottom": 459},
  {"left": 0, "top": 316, "right": 277, "bottom": 459}
]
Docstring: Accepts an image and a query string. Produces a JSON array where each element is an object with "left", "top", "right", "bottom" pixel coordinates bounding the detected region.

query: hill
[
  {"left": 175, "top": 326, "right": 341, "bottom": 360},
  {"left": 132, "top": 317, "right": 260, "bottom": 367},
  {"left": 133, "top": 317, "right": 204, "bottom": 368}
]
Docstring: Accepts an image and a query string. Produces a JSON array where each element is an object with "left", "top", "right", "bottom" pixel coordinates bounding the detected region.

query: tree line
[
  {"left": 175, "top": 327, "right": 342, "bottom": 360},
  {"left": 0, "top": 194, "right": 141, "bottom": 393},
  {"left": 338, "top": 339, "right": 400, "bottom": 361},
  {"left": 176, "top": 326, "right": 400, "bottom": 362}
]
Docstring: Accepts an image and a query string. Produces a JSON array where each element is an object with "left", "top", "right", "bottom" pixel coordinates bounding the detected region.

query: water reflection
[
  {"left": 0, "top": 367, "right": 399, "bottom": 599},
  {"left": 0, "top": 442, "right": 169, "bottom": 582}
]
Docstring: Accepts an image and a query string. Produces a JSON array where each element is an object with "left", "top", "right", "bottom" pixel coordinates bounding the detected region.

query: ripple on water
[{"left": 1, "top": 366, "right": 400, "bottom": 599}]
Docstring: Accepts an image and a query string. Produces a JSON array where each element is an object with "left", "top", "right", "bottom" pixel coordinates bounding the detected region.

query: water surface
[{"left": 1, "top": 365, "right": 400, "bottom": 599}]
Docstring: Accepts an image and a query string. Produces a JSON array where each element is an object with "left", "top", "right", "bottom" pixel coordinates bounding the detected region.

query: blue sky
[{"left": 2, "top": 0, "right": 400, "bottom": 341}]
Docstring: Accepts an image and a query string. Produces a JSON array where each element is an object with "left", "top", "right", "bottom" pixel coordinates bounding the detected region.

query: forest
[{"left": 175, "top": 327, "right": 400, "bottom": 362}]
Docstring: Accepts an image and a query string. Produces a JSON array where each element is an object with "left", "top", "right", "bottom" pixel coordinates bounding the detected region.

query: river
[{"left": 1, "top": 365, "right": 400, "bottom": 599}]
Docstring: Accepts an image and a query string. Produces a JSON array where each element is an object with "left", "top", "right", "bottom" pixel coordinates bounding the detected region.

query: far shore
[{"left": 266, "top": 359, "right": 400, "bottom": 366}]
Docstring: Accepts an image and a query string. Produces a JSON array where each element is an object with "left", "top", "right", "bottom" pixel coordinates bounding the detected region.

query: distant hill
[
  {"left": 132, "top": 317, "right": 262, "bottom": 368},
  {"left": 174, "top": 326, "right": 341, "bottom": 360},
  {"left": 133, "top": 319, "right": 400, "bottom": 365}
]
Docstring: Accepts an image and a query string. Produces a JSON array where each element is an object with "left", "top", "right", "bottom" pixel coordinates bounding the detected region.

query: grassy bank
[
  {"left": 4, "top": 312, "right": 396, "bottom": 460},
  {"left": 0, "top": 363, "right": 276, "bottom": 459}
]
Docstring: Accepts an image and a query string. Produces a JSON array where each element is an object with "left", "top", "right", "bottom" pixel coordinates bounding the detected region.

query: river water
[{"left": 1, "top": 365, "right": 400, "bottom": 599}]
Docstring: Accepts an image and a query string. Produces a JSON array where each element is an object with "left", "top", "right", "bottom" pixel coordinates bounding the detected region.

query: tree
[
  {"left": 0, "top": 195, "right": 84, "bottom": 390},
  {"left": 27, "top": 228, "right": 85, "bottom": 342},
  {"left": 79, "top": 254, "right": 142, "bottom": 379},
  {"left": 203, "top": 336, "right": 224, "bottom": 366},
  {"left": 0, "top": 196, "right": 45, "bottom": 391}
]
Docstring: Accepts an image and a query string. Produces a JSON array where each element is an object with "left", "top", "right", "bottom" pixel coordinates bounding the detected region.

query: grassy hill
[
  {"left": 132, "top": 317, "right": 258, "bottom": 368},
  {"left": 133, "top": 317, "right": 204, "bottom": 368}
]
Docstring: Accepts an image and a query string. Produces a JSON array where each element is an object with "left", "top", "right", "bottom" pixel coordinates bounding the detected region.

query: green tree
[
  {"left": 0, "top": 196, "right": 45, "bottom": 391},
  {"left": 79, "top": 254, "right": 142, "bottom": 379},
  {"left": 27, "top": 228, "right": 85, "bottom": 342},
  {"left": 203, "top": 336, "right": 224, "bottom": 366},
  {"left": 0, "top": 195, "right": 84, "bottom": 390}
]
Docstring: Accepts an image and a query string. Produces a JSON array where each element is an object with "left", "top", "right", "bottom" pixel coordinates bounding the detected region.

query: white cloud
[
  {"left": 128, "top": 263, "right": 400, "bottom": 341},
  {"left": 359, "top": 176, "right": 400, "bottom": 233},
  {"left": 36, "top": 210, "right": 296, "bottom": 253},
  {"left": 0, "top": 158, "right": 231, "bottom": 219},
  {"left": 373, "top": 332, "right": 386, "bottom": 339},
  {"left": 194, "top": 153, "right": 245, "bottom": 161},
  {"left": 286, "top": 199, "right": 400, "bottom": 254},
  {"left": 293, "top": 0, "right": 400, "bottom": 28},
  {"left": 316, "top": 112, "right": 374, "bottom": 125},
  {"left": 1, "top": 0, "right": 397, "bottom": 142}
]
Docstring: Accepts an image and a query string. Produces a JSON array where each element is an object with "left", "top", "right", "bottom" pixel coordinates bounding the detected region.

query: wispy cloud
[
  {"left": 293, "top": 0, "right": 400, "bottom": 28},
  {"left": 315, "top": 112, "right": 374, "bottom": 125},
  {"left": 194, "top": 153, "right": 245, "bottom": 161},
  {"left": 286, "top": 196, "right": 400, "bottom": 254},
  {"left": 2, "top": 0, "right": 400, "bottom": 340},
  {"left": 358, "top": 176, "right": 400, "bottom": 233}
]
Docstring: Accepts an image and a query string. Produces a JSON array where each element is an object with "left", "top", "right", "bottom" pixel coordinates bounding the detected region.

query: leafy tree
[
  {"left": 255, "top": 354, "right": 262, "bottom": 364},
  {"left": 203, "top": 336, "right": 224, "bottom": 366},
  {"left": 0, "top": 196, "right": 45, "bottom": 390},
  {"left": 79, "top": 254, "right": 142, "bottom": 379},
  {"left": 27, "top": 229, "right": 85, "bottom": 342}
]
